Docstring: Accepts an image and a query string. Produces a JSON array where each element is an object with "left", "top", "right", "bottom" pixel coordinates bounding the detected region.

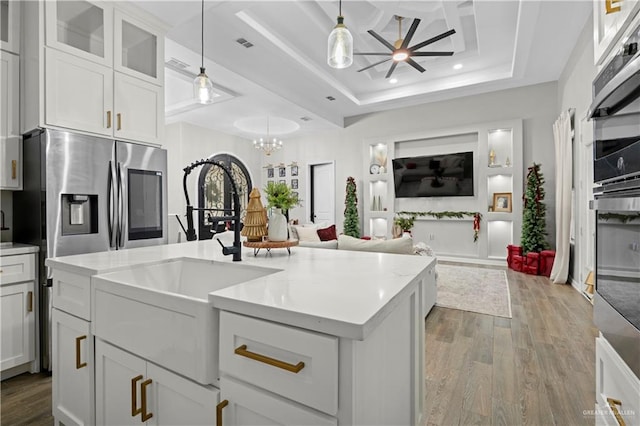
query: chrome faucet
[{"left": 181, "top": 159, "right": 242, "bottom": 261}]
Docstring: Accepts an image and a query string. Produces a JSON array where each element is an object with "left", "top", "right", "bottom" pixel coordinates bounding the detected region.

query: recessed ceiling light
[
  {"left": 453, "top": 63, "right": 463, "bottom": 70},
  {"left": 389, "top": 78, "right": 398, "bottom": 84}
]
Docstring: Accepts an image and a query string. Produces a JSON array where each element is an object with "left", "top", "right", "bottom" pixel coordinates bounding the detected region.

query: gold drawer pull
[
  {"left": 117, "top": 113, "right": 122, "bottom": 130},
  {"left": 234, "top": 344, "right": 305, "bottom": 373},
  {"left": 216, "top": 400, "right": 228, "bottom": 426},
  {"left": 131, "top": 375, "right": 143, "bottom": 417},
  {"left": 11, "top": 160, "right": 16, "bottom": 179},
  {"left": 140, "top": 378, "right": 153, "bottom": 421},
  {"left": 107, "top": 111, "right": 112, "bottom": 128},
  {"left": 607, "top": 398, "right": 626, "bottom": 426},
  {"left": 75, "top": 335, "right": 87, "bottom": 369},
  {"left": 27, "top": 291, "right": 33, "bottom": 312}
]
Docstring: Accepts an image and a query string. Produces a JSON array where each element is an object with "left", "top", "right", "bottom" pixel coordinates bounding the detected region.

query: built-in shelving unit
[{"left": 362, "top": 119, "right": 523, "bottom": 265}]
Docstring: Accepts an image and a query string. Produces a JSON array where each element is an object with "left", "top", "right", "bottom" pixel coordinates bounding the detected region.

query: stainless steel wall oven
[{"left": 589, "top": 20, "right": 640, "bottom": 378}]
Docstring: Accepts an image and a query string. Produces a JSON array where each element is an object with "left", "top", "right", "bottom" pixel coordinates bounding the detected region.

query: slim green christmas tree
[
  {"left": 343, "top": 176, "right": 360, "bottom": 238},
  {"left": 521, "top": 163, "right": 548, "bottom": 254}
]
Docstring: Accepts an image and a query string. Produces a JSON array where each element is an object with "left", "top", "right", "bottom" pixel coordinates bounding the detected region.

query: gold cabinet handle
[
  {"left": 234, "top": 344, "right": 305, "bottom": 373},
  {"left": 131, "top": 375, "right": 143, "bottom": 417},
  {"left": 107, "top": 111, "right": 112, "bottom": 128},
  {"left": 11, "top": 160, "right": 16, "bottom": 179},
  {"left": 607, "top": 398, "right": 626, "bottom": 426},
  {"left": 75, "top": 335, "right": 87, "bottom": 369},
  {"left": 117, "top": 113, "right": 122, "bottom": 130},
  {"left": 216, "top": 400, "right": 228, "bottom": 426},
  {"left": 140, "top": 378, "right": 153, "bottom": 421},
  {"left": 27, "top": 291, "right": 33, "bottom": 312}
]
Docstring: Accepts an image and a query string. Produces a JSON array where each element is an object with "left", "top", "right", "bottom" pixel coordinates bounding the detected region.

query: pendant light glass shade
[
  {"left": 194, "top": 67, "right": 214, "bottom": 104},
  {"left": 328, "top": 1, "right": 353, "bottom": 70},
  {"left": 194, "top": 0, "right": 214, "bottom": 104}
]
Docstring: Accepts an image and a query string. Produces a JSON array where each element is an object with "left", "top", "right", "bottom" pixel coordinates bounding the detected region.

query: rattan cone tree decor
[{"left": 241, "top": 188, "right": 268, "bottom": 242}]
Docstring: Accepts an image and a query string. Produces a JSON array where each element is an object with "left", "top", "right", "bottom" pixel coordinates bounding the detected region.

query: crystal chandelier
[{"left": 253, "top": 117, "right": 283, "bottom": 156}]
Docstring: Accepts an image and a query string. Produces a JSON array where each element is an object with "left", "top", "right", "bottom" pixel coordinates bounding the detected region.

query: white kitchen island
[{"left": 46, "top": 238, "right": 436, "bottom": 426}]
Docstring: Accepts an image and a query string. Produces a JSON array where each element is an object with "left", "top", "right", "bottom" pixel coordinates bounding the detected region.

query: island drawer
[
  {"left": 219, "top": 311, "right": 339, "bottom": 416},
  {"left": 52, "top": 269, "right": 91, "bottom": 320},
  {"left": 0, "top": 253, "right": 35, "bottom": 285}
]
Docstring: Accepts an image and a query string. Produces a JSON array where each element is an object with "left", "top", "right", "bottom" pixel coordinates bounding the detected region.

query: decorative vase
[{"left": 268, "top": 208, "right": 288, "bottom": 241}]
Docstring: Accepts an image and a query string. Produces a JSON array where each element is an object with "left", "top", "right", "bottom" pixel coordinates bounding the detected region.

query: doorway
[{"left": 308, "top": 162, "right": 335, "bottom": 225}]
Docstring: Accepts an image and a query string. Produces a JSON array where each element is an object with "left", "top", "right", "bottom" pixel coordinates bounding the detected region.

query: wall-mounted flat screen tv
[{"left": 392, "top": 151, "right": 474, "bottom": 197}]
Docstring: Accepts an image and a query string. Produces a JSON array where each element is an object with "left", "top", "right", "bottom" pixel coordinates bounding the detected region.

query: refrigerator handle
[
  {"left": 107, "top": 161, "right": 116, "bottom": 248},
  {"left": 117, "top": 163, "right": 125, "bottom": 248}
]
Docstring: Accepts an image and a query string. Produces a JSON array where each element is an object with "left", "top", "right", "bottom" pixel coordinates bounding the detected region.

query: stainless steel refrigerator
[{"left": 14, "top": 128, "right": 168, "bottom": 371}]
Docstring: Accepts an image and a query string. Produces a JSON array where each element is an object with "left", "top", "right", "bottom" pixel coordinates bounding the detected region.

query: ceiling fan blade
[
  {"left": 410, "top": 29, "right": 456, "bottom": 52},
  {"left": 358, "top": 58, "right": 392, "bottom": 72},
  {"left": 400, "top": 18, "right": 421, "bottom": 49},
  {"left": 385, "top": 62, "right": 398, "bottom": 79},
  {"left": 354, "top": 53, "right": 392, "bottom": 56},
  {"left": 367, "top": 30, "right": 396, "bottom": 51},
  {"left": 406, "top": 58, "right": 426, "bottom": 73},
  {"left": 411, "top": 51, "right": 454, "bottom": 57}
]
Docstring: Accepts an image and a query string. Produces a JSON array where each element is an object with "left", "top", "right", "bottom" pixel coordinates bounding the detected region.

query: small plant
[
  {"left": 394, "top": 215, "right": 415, "bottom": 231},
  {"left": 263, "top": 181, "right": 300, "bottom": 212}
]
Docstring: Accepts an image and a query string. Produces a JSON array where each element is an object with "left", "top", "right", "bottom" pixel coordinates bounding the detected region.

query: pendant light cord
[
  {"left": 201, "top": 0, "right": 205, "bottom": 69},
  {"left": 339, "top": 0, "right": 342, "bottom": 16}
]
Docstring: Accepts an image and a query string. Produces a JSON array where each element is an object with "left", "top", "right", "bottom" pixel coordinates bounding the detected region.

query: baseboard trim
[{"left": 436, "top": 256, "right": 506, "bottom": 268}]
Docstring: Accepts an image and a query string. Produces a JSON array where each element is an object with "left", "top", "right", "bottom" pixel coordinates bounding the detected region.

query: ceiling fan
[{"left": 355, "top": 16, "right": 456, "bottom": 79}]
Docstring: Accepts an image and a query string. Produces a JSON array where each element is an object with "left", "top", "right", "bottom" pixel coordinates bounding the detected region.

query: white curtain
[{"left": 550, "top": 110, "right": 573, "bottom": 283}]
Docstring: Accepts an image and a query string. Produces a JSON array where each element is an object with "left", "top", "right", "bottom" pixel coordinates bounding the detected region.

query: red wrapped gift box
[
  {"left": 524, "top": 252, "right": 540, "bottom": 275},
  {"left": 539, "top": 250, "right": 556, "bottom": 277},
  {"left": 507, "top": 245, "right": 522, "bottom": 269},
  {"left": 512, "top": 254, "right": 524, "bottom": 272}
]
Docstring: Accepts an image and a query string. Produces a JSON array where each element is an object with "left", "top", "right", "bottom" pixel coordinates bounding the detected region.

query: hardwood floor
[
  {"left": 1, "top": 269, "right": 598, "bottom": 426},
  {"left": 424, "top": 268, "right": 599, "bottom": 426}
]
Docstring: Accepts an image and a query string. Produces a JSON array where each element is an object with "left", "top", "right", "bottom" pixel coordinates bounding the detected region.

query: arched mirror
[{"left": 197, "top": 154, "right": 252, "bottom": 239}]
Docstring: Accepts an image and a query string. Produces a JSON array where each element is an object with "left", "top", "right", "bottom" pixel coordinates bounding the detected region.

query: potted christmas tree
[
  {"left": 520, "top": 163, "right": 548, "bottom": 274},
  {"left": 344, "top": 177, "right": 360, "bottom": 238}
]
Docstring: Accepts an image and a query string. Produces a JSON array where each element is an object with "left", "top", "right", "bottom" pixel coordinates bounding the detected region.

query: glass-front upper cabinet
[
  {"left": 1, "top": 0, "right": 21, "bottom": 53},
  {"left": 45, "top": 0, "right": 113, "bottom": 66},
  {"left": 114, "top": 10, "right": 163, "bottom": 85}
]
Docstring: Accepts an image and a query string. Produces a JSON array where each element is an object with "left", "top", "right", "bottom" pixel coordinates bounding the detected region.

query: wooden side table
[{"left": 243, "top": 240, "right": 299, "bottom": 256}]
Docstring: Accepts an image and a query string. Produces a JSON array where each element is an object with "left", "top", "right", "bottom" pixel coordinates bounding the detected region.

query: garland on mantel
[{"left": 396, "top": 211, "right": 483, "bottom": 242}]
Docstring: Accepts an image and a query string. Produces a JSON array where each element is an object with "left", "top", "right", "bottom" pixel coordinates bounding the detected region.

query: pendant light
[
  {"left": 327, "top": 0, "right": 353, "bottom": 69},
  {"left": 193, "top": 0, "right": 214, "bottom": 104}
]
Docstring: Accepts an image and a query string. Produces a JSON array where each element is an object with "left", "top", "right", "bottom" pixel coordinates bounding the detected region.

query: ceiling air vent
[
  {"left": 326, "top": 96, "right": 336, "bottom": 101},
  {"left": 165, "top": 57, "right": 190, "bottom": 70},
  {"left": 236, "top": 38, "right": 254, "bottom": 48}
]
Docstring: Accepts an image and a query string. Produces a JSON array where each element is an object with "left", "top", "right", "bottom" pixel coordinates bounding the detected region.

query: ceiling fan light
[
  {"left": 392, "top": 50, "right": 409, "bottom": 61},
  {"left": 193, "top": 67, "right": 214, "bottom": 104},
  {"left": 328, "top": 16, "right": 353, "bottom": 69}
]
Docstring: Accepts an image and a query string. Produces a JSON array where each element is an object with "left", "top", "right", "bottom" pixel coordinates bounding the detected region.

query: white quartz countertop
[
  {"left": 0, "top": 242, "right": 40, "bottom": 256},
  {"left": 46, "top": 237, "right": 435, "bottom": 339}
]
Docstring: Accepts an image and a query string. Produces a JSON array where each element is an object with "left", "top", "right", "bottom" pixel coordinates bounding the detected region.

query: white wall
[
  {"left": 557, "top": 13, "right": 597, "bottom": 286},
  {"left": 266, "top": 82, "right": 558, "bottom": 244},
  {"left": 162, "top": 122, "right": 261, "bottom": 241}
]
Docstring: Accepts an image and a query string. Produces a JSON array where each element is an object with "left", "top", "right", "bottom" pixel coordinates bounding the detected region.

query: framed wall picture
[
  {"left": 267, "top": 180, "right": 274, "bottom": 185},
  {"left": 493, "top": 192, "right": 512, "bottom": 212},
  {"left": 291, "top": 179, "right": 298, "bottom": 189},
  {"left": 267, "top": 168, "right": 274, "bottom": 178},
  {"left": 279, "top": 167, "right": 286, "bottom": 177},
  {"left": 291, "top": 165, "right": 298, "bottom": 176},
  {"left": 292, "top": 191, "right": 299, "bottom": 198},
  {"left": 279, "top": 179, "right": 286, "bottom": 185}
]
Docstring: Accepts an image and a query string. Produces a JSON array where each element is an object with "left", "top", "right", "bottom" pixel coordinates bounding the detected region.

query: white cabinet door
[
  {"left": 114, "top": 10, "right": 163, "bottom": 85},
  {"left": 45, "top": 48, "right": 113, "bottom": 136},
  {"left": 114, "top": 72, "right": 162, "bottom": 144},
  {"left": 146, "top": 362, "right": 219, "bottom": 426},
  {"left": 219, "top": 377, "right": 337, "bottom": 426},
  {"left": 0, "top": 51, "right": 21, "bottom": 190},
  {"left": 95, "top": 339, "right": 146, "bottom": 426},
  {"left": 0, "top": 0, "right": 21, "bottom": 53},
  {"left": 44, "top": 0, "right": 113, "bottom": 67},
  {"left": 52, "top": 308, "right": 94, "bottom": 426},
  {"left": 96, "top": 340, "right": 219, "bottom": 426},
  {"left": 593, "top": 0, "right": 640, "bottom": 65},
  {"left": 0, "top": 282, "right": 35, "bottom": 371}
]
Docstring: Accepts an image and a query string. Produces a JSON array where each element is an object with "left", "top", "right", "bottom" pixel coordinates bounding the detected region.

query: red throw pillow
[{"left": 317, "top": 225, "right": 337, "bottom": 241}]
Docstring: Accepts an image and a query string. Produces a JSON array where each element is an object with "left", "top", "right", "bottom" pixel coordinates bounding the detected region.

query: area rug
[{"left": 436, "top": 264, "right": 512, "bottom": 318}]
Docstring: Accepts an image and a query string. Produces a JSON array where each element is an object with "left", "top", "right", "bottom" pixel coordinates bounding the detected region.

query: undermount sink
[{"left": 91, "top": 257, "right": 280, "bottom": 385}]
